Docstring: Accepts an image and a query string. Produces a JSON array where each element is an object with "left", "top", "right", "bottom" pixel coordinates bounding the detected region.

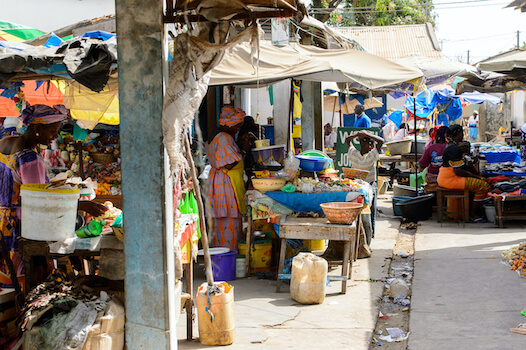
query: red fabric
[{"left": 487, "top": 175, "right": 510, "bottom": 185}]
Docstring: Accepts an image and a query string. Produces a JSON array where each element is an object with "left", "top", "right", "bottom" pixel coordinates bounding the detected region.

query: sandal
[{"left": 469, "top": 217, "right": 487, "bottom": 223}]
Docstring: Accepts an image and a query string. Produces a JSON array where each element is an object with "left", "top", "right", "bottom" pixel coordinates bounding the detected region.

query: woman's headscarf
[
  {"left": 19, "top": 104, "right": 68, "bottom": 126},
  {"left": 219, "top": 107, "right": 245, "bottom": 127}
]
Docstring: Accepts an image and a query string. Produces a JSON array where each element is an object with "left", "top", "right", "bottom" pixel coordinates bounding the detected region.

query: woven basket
[
  {"left": 320, "top": 202, "right": 364, "bottom": 225},
  {"left": 342, "top": 168, "right": 369, "bottom": 180},
  {"left": 91, "top": 152, "right": 116, "bottom": 165}
]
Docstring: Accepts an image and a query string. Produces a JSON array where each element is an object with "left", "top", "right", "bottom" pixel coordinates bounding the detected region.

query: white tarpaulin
[
  {"left": 163, "top": 25, "right": 258, "bottom": 175},
  {"left": 209, "top": 40, "right": 423, "bottom": 90},
  {"left": 478, "top": 49, "right": 526, "bottom": 73}
]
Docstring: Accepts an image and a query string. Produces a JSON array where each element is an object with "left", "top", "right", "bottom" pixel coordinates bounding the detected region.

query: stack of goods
[
  {"left": 292, "top": 177, "right": 364, "bottom": 193},
  {"left": 487, "top": 176, "right": 526, "bottom": 197},
  {"left": 502, "top": 242, "right": 526, "bottom": 278},
  {"left": 85, "top": 132, "right": 121, "bottom": 195},
  {"left": 21, "top": 271, "right": 124, "bottom": 350}
]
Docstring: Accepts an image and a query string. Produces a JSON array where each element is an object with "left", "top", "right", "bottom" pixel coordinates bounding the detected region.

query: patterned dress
[
  {"left": 0, "top": 146, "right": 48, "bottom": 278},
  {"left": 206, "top": 132, "right": 244, "bottom": 251}
]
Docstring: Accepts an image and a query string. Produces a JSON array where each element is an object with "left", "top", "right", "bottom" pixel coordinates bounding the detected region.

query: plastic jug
[
  {"left": 290, "top": 253, "right": 328, "bottom": 304},
  {"left": 76, "top": 220, "right": 106, "bottom": 238},
  {"left": 196, "top": 282, "right": 235, "bottom": 345}
]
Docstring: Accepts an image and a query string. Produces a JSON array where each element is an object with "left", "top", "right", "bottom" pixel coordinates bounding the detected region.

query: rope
[{"left": 206, "top": 288, "right": 215, "bottom": 322}]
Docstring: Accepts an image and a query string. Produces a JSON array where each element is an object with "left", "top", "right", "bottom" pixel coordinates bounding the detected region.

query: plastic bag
[
  {"left": 283, "top": 155, "right": 300, "bottom": 181},
  {"left": 180, "top": 192, "right": 201, "bottom": 238},
  {"left": 281, "top": 183, "right": 296, "bottom": 193}
]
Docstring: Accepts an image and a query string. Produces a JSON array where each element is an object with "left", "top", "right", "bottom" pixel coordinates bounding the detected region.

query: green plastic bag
[
  {"left": 281, "top": 183, "right": 296, "bottom": 193},
  {"left": 180, "top": 192, "right": 201, "bottom": 238}
]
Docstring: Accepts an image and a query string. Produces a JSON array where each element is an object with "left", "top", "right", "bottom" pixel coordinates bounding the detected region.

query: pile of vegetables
[{"left": 502, "top": 242, "right": 526, "bottom": 278}]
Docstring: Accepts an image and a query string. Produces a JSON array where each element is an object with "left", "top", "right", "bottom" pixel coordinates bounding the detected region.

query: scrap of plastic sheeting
[{"left": 378, "top": 328, "right": 410, "bottom": 342}]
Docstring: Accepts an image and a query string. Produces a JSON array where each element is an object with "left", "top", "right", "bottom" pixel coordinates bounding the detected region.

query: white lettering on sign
[{"left": 337, "top": 152, "right": 350, "bottom": 168}]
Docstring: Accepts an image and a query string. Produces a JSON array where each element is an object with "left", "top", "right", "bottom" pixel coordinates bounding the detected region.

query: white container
[
  {"left": 393, "top": 184, "right": 417, "bottom": 197},
  {"left": 20, "top": 184, "right": 80, "bottom": 241},
  {"left": 385, "top": 139, "right": 412, "bottom": 155},
  {"left": 483, "top": 204, "right": 496, "bottom": 223},
  {"left": 236, "top": 255, "right": 246, "bottom": 278},
  {"left": 290, "top": 253, "right": 328, "bottom": 304}
]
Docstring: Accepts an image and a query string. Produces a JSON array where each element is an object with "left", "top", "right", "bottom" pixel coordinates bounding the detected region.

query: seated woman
[
  {"left": 419, "top": 126, "right": 448, "bottom": 184},
  {"left": 437, "top": 142, "right": 490, "bottom": 222}
]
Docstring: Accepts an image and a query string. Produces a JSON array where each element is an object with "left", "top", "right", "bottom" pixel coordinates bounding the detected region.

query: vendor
[
  {"left": 437, "top": 141, "right": 490, "bottom": 222},
  {"left": 236, "top": 115, "right": 259, "bottom": 183},
  {"left": 353, "top": 104, "right": 372, "bottom": 128},
  {"left": 446, "top": 124, "right": 464, "bottom": 145},
  {"left": 419, "top": 126, "right": 448, "bottom": 184},
  {"left": 0, "top": 105, "right": 107, "bottom": 285},
  {"left": 324, "top": 123, "right": 337, "bottom": 149},
  {"left": 345, "top": 130, "right": 384, "bottom": 245},
  {"left": 206, "top": 107, "right": 248, "bottom": 251},
  {"left": 468, "top": 111, "right": 479, "bottom": 143}
]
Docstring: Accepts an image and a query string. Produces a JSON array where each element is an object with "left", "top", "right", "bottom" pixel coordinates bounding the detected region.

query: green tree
[{"left": 310, "top": 0, "right": 436, "bottom": 27}]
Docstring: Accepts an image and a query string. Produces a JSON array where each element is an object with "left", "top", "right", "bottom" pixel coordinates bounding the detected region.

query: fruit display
[{"left": 502, "top": 242, "right": 526, "bottom": 278}]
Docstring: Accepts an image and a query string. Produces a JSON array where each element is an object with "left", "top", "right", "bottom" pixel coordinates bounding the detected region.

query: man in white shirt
[
  {"left": 467, "top": 111, "right": 479, "bottom": 142},
  {"left": 345, "top": 130, "right": 384, "bottom": 256},
  {"left": 324, "top": 123, "right": 337, "bottom": 149}
]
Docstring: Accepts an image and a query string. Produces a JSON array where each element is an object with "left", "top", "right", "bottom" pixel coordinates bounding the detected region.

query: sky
[
  {"left": 433, "top": 0, "right": 526, "bottom": 63},
  {"left": 1, "top": 0, "right": 525, "bottom": 64}
]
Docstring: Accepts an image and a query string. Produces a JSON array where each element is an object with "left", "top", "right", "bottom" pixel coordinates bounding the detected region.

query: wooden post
[{"left": 184, "top": 134, "right": 214, "bottom": 286}]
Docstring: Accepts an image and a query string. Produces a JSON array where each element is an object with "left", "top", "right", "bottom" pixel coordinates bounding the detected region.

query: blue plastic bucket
[{"left": 211, "top": 250, "right": 237, "bottom": 281}]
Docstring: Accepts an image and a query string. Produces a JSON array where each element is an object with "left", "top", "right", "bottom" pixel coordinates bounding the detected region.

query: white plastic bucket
[
  {"left": 235, "top": 255, "right": 246, "bottom": 278},
  {"left": 483, "top": 204, "right": 496, "bottom": 223},
  {"left": 20, "top": 184, "right": 80, "bottom": 241}
]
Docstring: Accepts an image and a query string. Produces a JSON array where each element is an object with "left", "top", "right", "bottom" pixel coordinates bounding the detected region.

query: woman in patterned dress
[
  {"left": 206, "top": 107, "right": 248, "bottom": 251},
  {"left": 0, "top": 105, "right": 106, "bottom": 287}
]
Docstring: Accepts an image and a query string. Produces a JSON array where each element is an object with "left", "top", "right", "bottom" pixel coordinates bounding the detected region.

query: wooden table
[
  {"left": 494, "top": 195, "right": 526, "bottom": 228},
  {"left": 18, "top": 236, "right": 122, "bottom": 291},
  {"left": 276, "top": 216, "right": 359, "bottom": 294}
]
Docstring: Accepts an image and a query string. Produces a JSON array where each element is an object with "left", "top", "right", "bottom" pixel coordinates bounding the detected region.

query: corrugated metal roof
[{"left": 334, "top": 24, "right": 442, "bottom": 60}]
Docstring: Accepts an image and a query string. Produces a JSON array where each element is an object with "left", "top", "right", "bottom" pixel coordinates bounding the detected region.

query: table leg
[
  {"left": 437, "top": 190, "right": 443, "bottom": 222},
  {"left": 354, "top": 218, "right": 362, "bottom": 262},
  {"left": 245, "top": 213, "right": 252, "bottom": 276},
  {"left": 25, "top": 255, "right": 34, "bottom": 293},
  {"left": 341, "top": 241, "right": 350, "bottom": 294},
  {"left": 276, "top": 238, "right": 287, "bottom": 293},
  {"left": 463, "top": 191, "right": 469, "bottom": 223},
  {"left": 495, "top": 197, "right": 504, "bottom": 228},
  {"left": 349, "top": 226, "right": 357, "bottom": 279},
  {"left": 185, "top": 262, "right": 193, "bottom": 341}
]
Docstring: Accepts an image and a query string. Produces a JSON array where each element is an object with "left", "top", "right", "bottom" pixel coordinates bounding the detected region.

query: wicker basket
[
  {"left": 342, "top": 168, "right": 369, "bottom": 180},
  {"left": 91, "top": 152, "right": 116, "bottom": 165},
  {"left": 320, "top": 202, "right": 364, "bottom": 225}
]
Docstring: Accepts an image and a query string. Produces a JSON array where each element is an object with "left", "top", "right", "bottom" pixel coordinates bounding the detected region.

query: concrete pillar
[
  {"left": 115, "top": 0, "right": 176, "bottom": 349},
  {"left": 273, "top": 80, "right": 291, "bottom": 147},
  {"left": 301, "top": 81, "right": 323, "bottom": 151},
  {"left": 478, "top": 103, "right": 486, "bottom": 142}
]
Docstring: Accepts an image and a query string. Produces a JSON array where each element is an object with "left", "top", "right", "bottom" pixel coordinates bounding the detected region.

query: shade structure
[
  {"left": 455, "top": 72, "right": 526, "bottom": 94},
  {"left": 0, "top": 21, "right": 45, "bottom": 42},
  {"left": 0, "top": 81, "right": 63, "bottom": 117},
  {"left": 209, "top": 41, "right": 423, "bottom": 91},
  {"left": 478, "top": 49, "right": 526, "bottom": 74},
  {"left": 324, "top": 94, "right": 382, "bottom": 114},
  {"left": 395, "top": 54, "right": 478, "bottom": 87}
]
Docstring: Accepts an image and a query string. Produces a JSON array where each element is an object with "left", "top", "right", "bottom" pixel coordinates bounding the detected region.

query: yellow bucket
[
  {"left": 305, "top": 240, "right": 326, "bottom": 251},
  {"left": 238, "top": 239, "right": 272, "bottom": 273}
]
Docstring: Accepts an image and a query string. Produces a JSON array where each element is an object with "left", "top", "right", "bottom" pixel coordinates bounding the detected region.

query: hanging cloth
[{"left": 223, "top": 160, "right": 247, "bottom": 215}]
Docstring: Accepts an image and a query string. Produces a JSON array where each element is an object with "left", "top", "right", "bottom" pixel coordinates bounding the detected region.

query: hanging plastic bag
[
  {"left": 283, "top": 155, "right": 300, "bottom": 181},
  {"left": 180, "top": 192, "right": 201, "bottom": 238}
]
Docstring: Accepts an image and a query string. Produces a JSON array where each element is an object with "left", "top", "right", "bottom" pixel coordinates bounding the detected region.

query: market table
[
  {"left": 493, "top": 195, "right": 526, "bottom": 228},
  {"left": 276, "top": 215, "right": 359, "bottom": 294},
  {"left": 19, "top": 235, "right": 122, "bottom": 291}
]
